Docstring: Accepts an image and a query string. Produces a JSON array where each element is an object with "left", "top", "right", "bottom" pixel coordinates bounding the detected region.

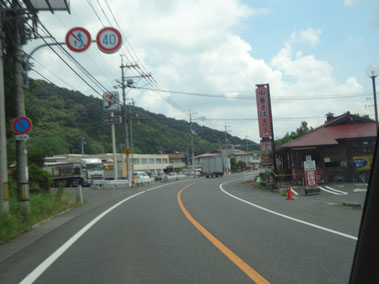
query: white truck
[
  {"left": 80, "top": 158, "right": 104, "bottom": 186},
  {"left": 44, "top": 158, "right": 104, "bottom": 187},
  {"left": 202, "top": 154, "right": 230, "bottom": 178}
]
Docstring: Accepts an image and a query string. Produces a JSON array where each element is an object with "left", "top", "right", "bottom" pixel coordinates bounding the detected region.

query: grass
[{"left": 0, "top": 182, "right": 79, "bottom": 244}]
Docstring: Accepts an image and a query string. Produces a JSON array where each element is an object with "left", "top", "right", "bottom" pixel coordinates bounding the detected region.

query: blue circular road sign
[{"left": 13, "top": 116, "right": 32, "bottom": 134}]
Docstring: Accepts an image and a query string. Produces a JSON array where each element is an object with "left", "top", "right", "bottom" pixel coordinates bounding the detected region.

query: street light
[{"left": 366, "top": 65, "right": 379, "bottom": 124}]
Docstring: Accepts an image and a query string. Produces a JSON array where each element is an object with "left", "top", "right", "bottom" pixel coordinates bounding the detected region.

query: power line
[
  {"left": 200, "top": 116, "right": 325, "bottom": 121},
  {"left": 86, "top": 0, "right": 105, "bottom": 27},
  {"left": 136, "top": 86, "right": 371, "bottom": 101}
]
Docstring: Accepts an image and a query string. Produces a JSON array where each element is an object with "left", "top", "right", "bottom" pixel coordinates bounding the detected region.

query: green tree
[
  {"left": 28, "top": 165, "right": 52, "bottom": 192},
  {"left": 276, "top": 121, "right": 313, "bottom": 147},
  {"left": 28, "top": 147, "right": 45, "bottom": 168},
  {"left": 236, "top": 160, "right": 247, "bottom": 171}
]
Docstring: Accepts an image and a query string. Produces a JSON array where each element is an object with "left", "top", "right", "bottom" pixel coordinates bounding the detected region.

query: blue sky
[
  {"left": 235, "top": 0, "right": 378, "bottom": 90},
  {"left": 27, "top": 0, "right": 379, "bottom": 143}
]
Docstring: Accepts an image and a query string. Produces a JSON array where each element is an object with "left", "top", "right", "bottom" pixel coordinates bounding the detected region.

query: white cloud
[
  {"left": 27, "top": 1, "right": 369, "bottom": 143},
  {"left": 288, "top": 27, "right": 322, "bottom": 47},
  {"left": 344, "top": 0, "right": 359, "bottom": 6}
]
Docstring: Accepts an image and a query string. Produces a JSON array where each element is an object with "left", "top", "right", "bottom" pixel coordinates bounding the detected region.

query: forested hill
[{"left": 6, "top": 79, "right": 258, "bottom": 159}]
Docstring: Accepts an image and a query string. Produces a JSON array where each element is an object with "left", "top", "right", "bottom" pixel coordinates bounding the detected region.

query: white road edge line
[
  {"left": 318, "top": 186, "right": 342, "bottom": 195},
  {"left": 21, "top": 179, "right": 193, "bottom": 284},
  {"left": 325, "top": 186, "right": 348, "bottom": 195},
  {"left": 220, "top": 180, "right": 357, "bottom": 241}
]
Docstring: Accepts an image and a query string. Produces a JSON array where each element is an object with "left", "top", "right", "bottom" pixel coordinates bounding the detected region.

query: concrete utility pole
[
  {"left": 120, "top": 57, "right": 137, "bottom": 186},
  {"left": 81, "top": 136, "right": 86, "bottom": 154},
  {"left": 14, "top": 13, "right": 29, "bottom": 210},
  {"left": 189, "top": 111, "right": 195, "bottom": 177},
  {"left": 110, "top": 111, "right": 118, "bottom": 180},
  {"left": 0, "top": 11, "right": 9, "bottom": 212},
  {"left": 224, "top": 123, "right": 231, "bottom": 151},
  {"left": 129, "top": 99, "right": 135, "bottom": 176},
  {"left": 245, "top": 134, "right": 249, "bottom": 152}
]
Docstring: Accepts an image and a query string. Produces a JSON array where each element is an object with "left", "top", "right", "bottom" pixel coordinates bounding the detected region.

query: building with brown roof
[{"left": 277, "top": 112, "right": 377, "bottom": 184}]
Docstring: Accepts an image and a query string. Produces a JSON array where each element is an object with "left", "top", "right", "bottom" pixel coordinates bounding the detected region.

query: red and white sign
[
  {"left": 96, "top": 27, "right": 122, "bottom": 54},
  {"left": 65, "top": 27, "right": 91, "bottom": 52},
  {"left": 13, "top": 116, "right": 32, "bottom": 135},
  {"left": 256, "top": 86, "right": 272, "bottom": 138},
  {"left": 304, "top": 160, "right": 318, "bottom": 187}
]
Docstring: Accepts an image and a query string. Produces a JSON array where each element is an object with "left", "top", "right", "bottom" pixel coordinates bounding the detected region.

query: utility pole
[
  {"left": 245, "top": 134, "right": 249, "bottom": 152},
  {"left": 129, "top": 99, "right": 135, "bottom": 176},
  {"left": 14, "top": 11, "right": 29, "bottom": 210},
  {"left": 0, "top": 11, "right": 9, "bottom": 212},
  {"left": 81, "top": 136, "right": 86, "bottom": 154},
  {"left": 224, "top": 123, "right": 231, "bottom": 151},
  {"left": 189, "top": 111, "right": 195, "bottom": 177},
  {"left": 120, "top": 56, "right": 137, "bottom": 187},
  {"left": 110, "top": 111, "right": 118, "bottom": 180}
]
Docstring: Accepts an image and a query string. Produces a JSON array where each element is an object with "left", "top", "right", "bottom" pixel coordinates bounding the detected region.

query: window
[
  {"left": 149, "top": 158, "right": 155, "bottom": 164},
  {"left": 163, "top": 158, "right": 168, "bottom": 164},
  {"left": 141, "top": 158, "right": 147, "bottom": 164},
  {"left": 133, "top": 158, "right": 140, "bottom": 165},
  {"left": 156, "top": 159, "right": 162, "bottom": 164}
]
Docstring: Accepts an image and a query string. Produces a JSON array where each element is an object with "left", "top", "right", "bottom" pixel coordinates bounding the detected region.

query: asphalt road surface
[{"left": 0, "top": 174, "right": 364, "bottom": 283}]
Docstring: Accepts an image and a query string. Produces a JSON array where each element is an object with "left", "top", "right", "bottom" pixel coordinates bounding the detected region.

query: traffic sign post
[
  {"left": 65, "top": 27, "right": 92, "bottom": 53},
  {"left": 96, "top": 27, "right": 122, "bottom": 54},
  {"left": 13, "top": 116, "right": 32, "bottom": 135},
  {"left": 123, "top": 148, "right": 131, "bottom": 156}
]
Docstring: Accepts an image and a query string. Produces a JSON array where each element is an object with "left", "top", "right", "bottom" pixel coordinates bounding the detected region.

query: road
[{"left": 0, "top": 174, "right": 364, "bottom": 283}]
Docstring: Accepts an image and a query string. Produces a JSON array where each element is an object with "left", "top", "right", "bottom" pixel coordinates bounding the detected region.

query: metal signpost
[
  {"left": 65, "top": 27, "right": 92, "bottom": 53},
  {"left": 96, "top": 27, "right": 122, "bottom": 54},
  {"left": 12, "top": 116, "right": 32, "bottom": 207}
]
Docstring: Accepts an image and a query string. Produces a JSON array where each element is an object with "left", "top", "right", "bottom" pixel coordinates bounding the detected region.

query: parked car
[
  {"left": 133, "top": 171, "right": 154, "bottom": 184},
  {"left": 155, "top": 173, "right": 168, "bottom": 182}
]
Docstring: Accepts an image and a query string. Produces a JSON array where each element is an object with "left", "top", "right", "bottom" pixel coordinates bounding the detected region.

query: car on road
[
  {"left": 133, "top": 171, "right": 154, "bottom": 185},
  {"left": 155, "top": 173, "right": 168, "bottom": 182}
]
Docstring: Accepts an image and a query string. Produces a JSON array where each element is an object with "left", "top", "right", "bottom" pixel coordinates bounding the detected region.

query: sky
[{"left": 25, "top": 0, "right": 379, "bottom": 144}]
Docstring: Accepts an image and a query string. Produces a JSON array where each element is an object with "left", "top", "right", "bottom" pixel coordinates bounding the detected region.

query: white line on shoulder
[{"left": 220, "top": 180, "right": 357, "bottom": 241}]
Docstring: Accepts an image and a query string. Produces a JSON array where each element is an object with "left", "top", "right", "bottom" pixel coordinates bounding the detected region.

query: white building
[
  {"left": 232, "top": 151, "right": 261, "bottom": 169},
  {"left": 132, "top": 154, "right": 170, "bottom": 174}
]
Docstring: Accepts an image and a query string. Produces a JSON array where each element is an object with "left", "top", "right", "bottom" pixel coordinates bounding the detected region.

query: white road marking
[
  {"left": 21, "top": 179, "right": 195, "bottom": 284},
  {"left": 19, "top": 190, "right": 146, "bottom": 284},
  {"left": 318, "top": 186, "right": 343, "bottom": 195},
  {"left": 220, "top": 180, "right": 357, "bottom": 241},
  {"left": 325, "top": 186, "right": 348, "bottom": 195},
  {"left": 353, "top": 188, "right": 367, "bottom": 193}
]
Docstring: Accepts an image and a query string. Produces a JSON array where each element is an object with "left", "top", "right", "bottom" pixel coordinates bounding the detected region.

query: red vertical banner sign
[{"left": 256, "top": 86, "right": 272, "bottom": 138}]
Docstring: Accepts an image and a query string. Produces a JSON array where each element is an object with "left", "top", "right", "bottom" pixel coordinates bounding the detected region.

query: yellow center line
[{"left": 177, "top": 184, "right": 270, "bottom": 284}]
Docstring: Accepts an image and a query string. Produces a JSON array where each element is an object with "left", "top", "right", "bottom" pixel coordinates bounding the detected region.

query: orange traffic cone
[{"left": 287, "top": 185, "right": 294, "bottom": 200}]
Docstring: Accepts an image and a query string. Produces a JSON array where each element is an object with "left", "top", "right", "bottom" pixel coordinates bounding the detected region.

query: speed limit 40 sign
[{"left": 96, "top": 27, "right": 122, "bottom": 54}]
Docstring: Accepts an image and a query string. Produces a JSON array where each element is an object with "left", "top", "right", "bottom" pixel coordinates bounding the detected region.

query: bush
[
  {"left": 28, "top": 164, "right": 52, "bottom": 192},
  {"left": 0, "top": 178, "right": 77, "bottom": 244}
]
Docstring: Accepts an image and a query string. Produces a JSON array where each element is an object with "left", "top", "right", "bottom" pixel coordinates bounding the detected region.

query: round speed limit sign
[{"left": 96, "top": 27, "right": 122, "bottom": 54}]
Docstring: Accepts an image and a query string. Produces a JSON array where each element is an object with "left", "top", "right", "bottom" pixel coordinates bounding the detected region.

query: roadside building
[
  {"left": 230, "top": 150, "right": 261, "bottom": 169},
  {"left": 167, "top": 154, "right": 186, "bottom": 172},
  {"left": 276, "top": 112, "right": 377, "bottom": 184},
  {"left": 132, "top": 154, "right": 170, "bottom": 175}
]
